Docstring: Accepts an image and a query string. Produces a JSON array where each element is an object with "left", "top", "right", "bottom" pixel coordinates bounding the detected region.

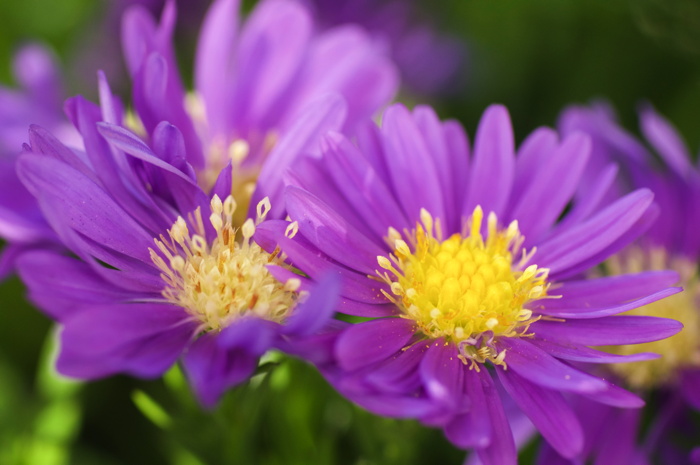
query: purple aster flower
[
  {"left": 121, "top": 0, "right": 398, "bottom": 218},
  {"left": 538, "top": 102, "right": 700, "bottom": 464},
  {"left": 257, "top": 103, "right": 684, "bottom": 464},
  {"left": 0, "top": 44, "right": 80, "bottom": 277},
  {"left": 296, "top": 0, "right": 466, "bottom": 96},
  {"left": 14, "top": 79, "right": 341, "bottom": 408}
]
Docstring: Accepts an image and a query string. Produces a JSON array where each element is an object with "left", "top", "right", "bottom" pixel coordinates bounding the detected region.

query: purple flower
[
  {"left": 0, "top": 45, "right": 80, "bottom": 277},
  {"left": 297, "top": 0, "right": 466, "bottom": 96},
  {"left": 121, "top": 0, "right": 398, "bottom": 218},
  {"left": 14, "top": 80, "right": 341, "bottom": 408},
  {"left": 541, "top": 102, "right": 700, "bottom": 464},
  {"left": 259, "top": 103, "right": 684, "bottom": 464}
]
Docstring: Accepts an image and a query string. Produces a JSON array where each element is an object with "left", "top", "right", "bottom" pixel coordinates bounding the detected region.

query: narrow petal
[
  {"left": 283, "top": 273, "right": 341, "bottom": 336},
  {"left": 536, "top": 287, "right": 681, "bottom": 319},
  {"left": 541, "top": 271, "right": 680, "bottom": 310},
  {"left": 509, "top": 132, "right": 590, "bottom": 243},
  {"left": 498, "top": 369, "right": 583, "bottom": 459},
  {"left": 183, "top": 332, "right": 259, "bottom": 409},
  {"left": 444, "top": 368, "right": 492, "bottom": 449},
  {"left": 531, "top": 315, "right": 683, "bottom": 346},
  {"left": 335, "top": 318, "right": 416, "bottom": 371},
  {"left": 419, "top": 339, "right": 467, "bottom": 411},
  {"left": 285, "top": 186, "right": 387, "bottom": 275},
  {"left": 639, "top": 104, "right": 692, "bottom": 177},
  {"left": 465, "top": 105, "right": 515, "bottom": 217},
  {"left": 365, "top": 342, "right": 428, "bottom": 394},
  {"left": 536, "top": 188, "right": 653, "bottom": 274},
  {"left": 498, "top": 338, "right": 607, "bottom": 393},
  {"left": 474, "top": 369, "right": 517, "bottom": 465},
  {"left": 680, "top": 369, "right": 700, "bottom": 410},
  {"left": 529, "top": 338, "right": 660, "bottom": 364},
  {"left": 57, "top": 303, "right": 192, "bottom": 379}
]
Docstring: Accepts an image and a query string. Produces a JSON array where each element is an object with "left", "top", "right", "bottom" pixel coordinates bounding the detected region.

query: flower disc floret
[
  {"left": 150, "top": 195, "right": 301, "bottom": 332},
  {"left": 377, "top": 206, "right": 550, "bottom": 366}
]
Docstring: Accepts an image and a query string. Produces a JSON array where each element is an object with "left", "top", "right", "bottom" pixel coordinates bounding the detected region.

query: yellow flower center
[
  {"left": 149, "top": 195, "right": 301, "bottom": 332},
  {"left": 376, "top": 206, "right": 550, "bottom": 368},
  {"left": 604, "top": 248, "right": 700, "bottom": 389}
]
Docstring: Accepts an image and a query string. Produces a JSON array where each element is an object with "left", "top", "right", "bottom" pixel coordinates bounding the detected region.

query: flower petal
[
  {"left": 498, "top": 369, "right": 583, "bottom": 459},
  {"left": 335, "top": 318, "right": 416, "bottom": 371}
]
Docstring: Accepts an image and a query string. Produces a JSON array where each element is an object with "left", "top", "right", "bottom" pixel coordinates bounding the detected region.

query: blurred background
[{"left": 0, "top": 0, "right": 699, "bottom": 463}]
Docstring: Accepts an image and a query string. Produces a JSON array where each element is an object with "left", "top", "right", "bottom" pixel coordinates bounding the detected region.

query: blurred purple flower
[
  {"left": 297, "top": 0, "right": 466, "bottom": 96},
  {"left": 15, "top": 78, "right": 341, "bottom": 408},
  {"left": 121, "top": 0, "right": 398, "bottom": 218},
  {"left": 541, "top": 102, "right": 700, "bottom": 464},
  {"left": 0, "top": 45, "right": 81, "bottom": 277},
  {"left": 258, "top": 102, "right": 683, "bottom": 464}
]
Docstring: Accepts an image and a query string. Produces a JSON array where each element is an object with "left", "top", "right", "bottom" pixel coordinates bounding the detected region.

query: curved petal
[
  {"left": 335, "top": 317, "right": 416, "bottom": 371},
  {"left": 498, "top": 369, "right": 583, "bottom": 459},
  {"left": 497, "top": 338, "right": 607, "bottom": 393},
  {"left": 57, "top": 302, "right": 192, "bottom": 379},
  {"left": 465, "top": 104, "right": 514, "bottom": 218}
]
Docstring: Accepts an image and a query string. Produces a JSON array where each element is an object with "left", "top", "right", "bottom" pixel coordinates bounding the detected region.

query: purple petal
[
  {"left": 194, "top": 0, "right": 241, "bottom": 136},
  {"left": 528, "top": 338, "right": 660, "bottom": 364},
  {"left": 531, "top": 315, "right": 683, "bottom": 346},
  {"left": 321, "top": 131, "right": 410, "bottom": 238},
  {"left": 680, "top": 369, "right": 700, "bottom": 410},
  {"left": 381, "top": 103, "right": 446, "bottom": 223},
  {"left": 299, "top": 25, "right": 398, "bottom": 132},
  {"left": 536, "top": 286, "right": 681, "bottom": 319},
  {"left": 509, "top": 132, "right": 590, "bottom": 243},
  {"left": 510, "top": 127, "right": 558, "bottom": 202},
  {"left": 498, "top": 369, "right": 583, "bottom": 459},
  {"left": 57, "top": 303, "right": 192, "bottom": 379},
  {"left": 445, "top": 368, "right": 492, "bottom": 449},
  {"left": 283, "top": 273, "right": 341, "bottom": 336},
  {"left": 335, "top": 318, "right": 416, "bottom": 371},
  {"left": 498, "top": 338, "right": 607, "bottom": 393},
  {"left": 17, "top": 154, "right": 157, "bottom": 264},
  {"left": 254, "top": 93, "right": 347, "bottom": 215},
  {"left": 285, "top": 186, "right": 386, "bottom": 275},
  {"left": 473, "top": 369, "right": 517, "bottom": 465},
  {"left": 578, "top": 380, "right": 644, "bottom": 408},
  {"left": 639, "top": 104, "right": 692, "bottom": 177},
  {"left": 536, "top": 188, "right": 654, "bottom": 274},
  {"left": 231, "top": 0, "right": 312, "bottom": 127},
  {"left": 16, "top": 250, "right": 137, "bottom": 320},
  {"left": 419, "top": 339, "right": 467, "bottom": 411},
  {"left": 183, "top": 332, "right": 260, "bottom": 409},
  {"left": 365, "top": 342, "right": 428, "bottom": 394},
  {"left": 255, "top": 222, "right": 392, "bottom": 308},
  {"left": 465, "top": 105, "right": 514, "bottom": 218},
  {"left": 541, "top": 271, "right": 680, "bottom": 310}
]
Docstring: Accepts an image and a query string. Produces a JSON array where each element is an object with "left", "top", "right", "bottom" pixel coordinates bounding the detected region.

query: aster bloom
[
  {"left": 538, "top": 102, "right": 700, "bottom": 464},
  {"left": 14, "top": 82, "right": 339, "bottom": 408},
  {"left": 121, "top": 0, "right": 398, "bottom": 219},
  {"left": 297, "top": 0, "right": 466, "bottom": 96},
  {"left": 259, "top": 103, "right": 684, "bottom": 464},
  {"left": 0, "top": 44, "right": 80, "bottom": 276}
]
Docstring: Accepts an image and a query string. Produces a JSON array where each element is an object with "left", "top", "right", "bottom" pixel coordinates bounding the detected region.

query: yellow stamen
[
  {"left": 376, "top": 206, "right": 551, "bottom": 367},
  {"left": 150, "top": 196, "right": 301, "bottom": 332},
  {"left": 604, "top": 248, "right": 700, "bottom": 389}
]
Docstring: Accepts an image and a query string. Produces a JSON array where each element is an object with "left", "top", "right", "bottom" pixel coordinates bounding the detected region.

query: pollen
[
  {"left": 149, "top": 195, "right": 301, "bottom": 332},
  {"left": 376, "top": 206, "right": 550, "bottom": 368},
  {"left": 604, "top": 248, "right": 700, "bottom": 389}
]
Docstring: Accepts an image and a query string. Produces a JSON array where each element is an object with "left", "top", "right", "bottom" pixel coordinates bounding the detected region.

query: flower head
[
  {"left": 15, "top": 82, "right": 339, "bottom": 408},
  {"left": 544, "top": 102, "right": 700, "bottom": 464},
  {"left": 262, "top": 103, "right": 683, "bottom": 464}
]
